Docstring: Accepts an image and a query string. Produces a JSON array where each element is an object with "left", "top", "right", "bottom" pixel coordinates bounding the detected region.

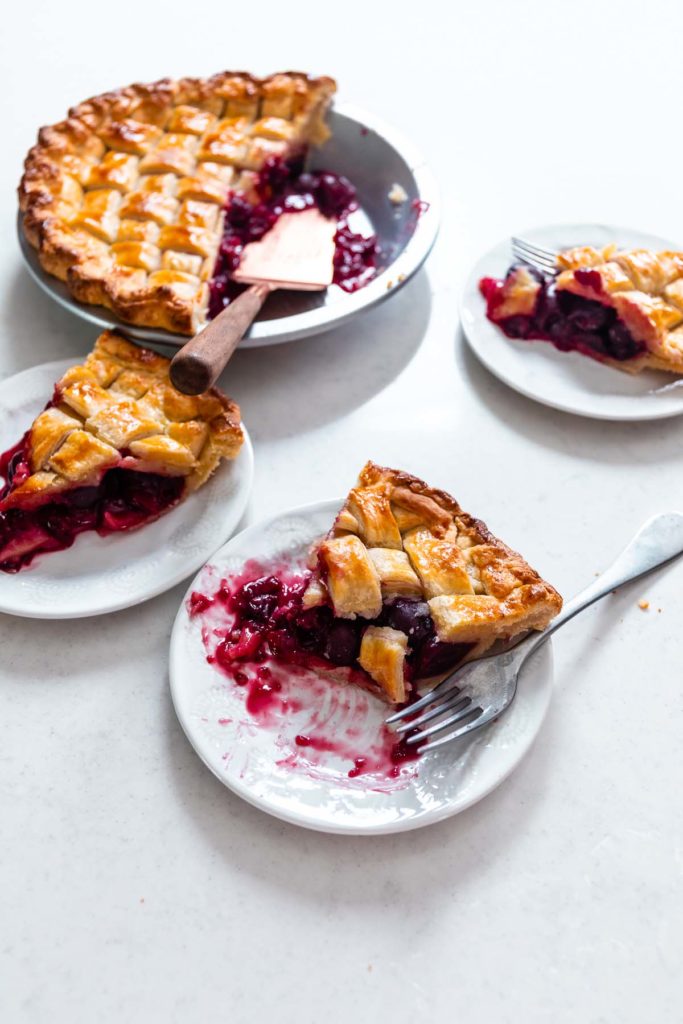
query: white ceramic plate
[
  {"left": 0, "top": 359, "right": 254, "bottom": 618},
  {"left": 170, "top": 499, "right": 554, "bottom": 835},
  {"left": 460, "top": 223, "right": 683, "bottom": 421}
]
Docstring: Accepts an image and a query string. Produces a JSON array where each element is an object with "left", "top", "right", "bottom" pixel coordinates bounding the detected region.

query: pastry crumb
[
  {"left": 397, "top": 272, "right": 406, "bottom": 283},
  {"left": 368, "top": 964, "right": 373, "bottom": 972},
  {"left": 638, "top": 599, "right": 649, "bottom": 610},
  {"left": 388, "top": 183, "right": 408, "bottom": 205},
  {"left": 386, "top": 280, "right": 394, "bottom": 290}
]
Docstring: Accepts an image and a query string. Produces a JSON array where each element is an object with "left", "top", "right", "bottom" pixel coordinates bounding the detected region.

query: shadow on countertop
[
  {"left": 456, "top": 326, "right": 683, "bottom": 467},
  {"left": 219, "top": 269, "right": 432, "bottom": 440}
]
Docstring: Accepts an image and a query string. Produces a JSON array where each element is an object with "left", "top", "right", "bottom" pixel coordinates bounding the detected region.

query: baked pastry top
[
  {"left": 480, "top": 245, "right": 683, "bottom": 374},
  {"left": 0, "top": 331, "right": 243, "bottom": 571},
  {"left": 301, "top": 462, "right": 562, "bottom": 701},
  {"left": 19, "top": 72, "right": 336, "bottom": 334}
]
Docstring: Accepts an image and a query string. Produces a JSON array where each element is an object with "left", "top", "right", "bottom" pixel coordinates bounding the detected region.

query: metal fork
[
  {"left": 386, "top": 512, "right": 683, "bottom": 753},
  {"left": 511, "top": 236, "right": 557, "bottom": 274}
]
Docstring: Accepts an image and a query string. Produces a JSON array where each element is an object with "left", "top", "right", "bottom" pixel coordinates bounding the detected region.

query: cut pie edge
[{"left": 18, "top": 71, "right": 337, "bottom": 335}]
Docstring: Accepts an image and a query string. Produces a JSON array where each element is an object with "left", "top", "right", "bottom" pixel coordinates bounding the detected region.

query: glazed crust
[
  {"left": 1, "top": 330, "right": 243, "bottom": 510},
  {"left": 307, "top": 461, "right": 562, "bottom": 698},
  {"left": 19, "top": 71, "right": 336, "bottom": 335}
]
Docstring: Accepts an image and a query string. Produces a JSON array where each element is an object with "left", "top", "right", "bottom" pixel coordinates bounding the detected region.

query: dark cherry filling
[
  {"left": 208, "top": 157, "right": 379, "bottom": 318},
  {"left": 0, "top": 435, "right": 183, "bottom": 572},
  {"left": 191, "top": 571, "right": 474, "bottom": 693},
  {"left": 480, "top": 266, "right": 647, "bottom": 363}
]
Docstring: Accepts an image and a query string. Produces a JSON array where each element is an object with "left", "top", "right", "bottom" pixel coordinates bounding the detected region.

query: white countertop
[{"left": 2, "top": 2, "right": 682, "bottom": 1021}]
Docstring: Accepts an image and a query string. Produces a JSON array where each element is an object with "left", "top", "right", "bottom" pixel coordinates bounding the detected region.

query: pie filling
[
  {"left": 0, "top": 434, "right": 183, "bottom": 572},
  {"left": 190, "top": 568, "right": 474, "bottom": 697},
  {"left": 208, "top": 157, "right": 379, "bottom": 318},
  {"left": 480, "top": 266, "right": 647, "bottom": 362}
]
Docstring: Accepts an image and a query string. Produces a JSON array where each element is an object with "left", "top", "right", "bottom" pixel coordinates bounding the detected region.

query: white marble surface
[{"left": 2, "top": 2, "right": 683, "bottom": 1021}]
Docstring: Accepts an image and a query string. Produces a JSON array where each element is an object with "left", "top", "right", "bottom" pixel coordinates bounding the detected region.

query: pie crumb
[
  {"left": 388, "top": 183, "right": 408, "bottom": 205},
  {"left": 386, "top": 280, "right": 394, "bottom": 290},
  {"left": 638, "top": 599, "right": 649, "bottom": 610}
]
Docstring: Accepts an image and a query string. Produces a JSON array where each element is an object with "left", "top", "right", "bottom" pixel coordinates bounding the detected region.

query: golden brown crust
[
  {"left": 19, "top": 71, "right": 336, "bottom": 335},
  {"left": 306, "top": 462, "right": 562, "bottom": 699},
  {"left": 1, "top": 330, "right": 243, "bottom": 510}
]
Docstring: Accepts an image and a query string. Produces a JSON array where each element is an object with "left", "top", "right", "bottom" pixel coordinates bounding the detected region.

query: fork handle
[{"left": 519, "top": 512, "right": 683, "bottom": 663}]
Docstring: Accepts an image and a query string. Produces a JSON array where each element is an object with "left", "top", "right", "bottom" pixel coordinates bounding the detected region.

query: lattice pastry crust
[
  {"left": 19, "top": 71, "right": 336, "bottom": 334},
  {"left": 303, "top": 462, "right": 562, "bottom": 701},
  {"left": 2, "top": 331, "right": 243, "bottom": 510}
]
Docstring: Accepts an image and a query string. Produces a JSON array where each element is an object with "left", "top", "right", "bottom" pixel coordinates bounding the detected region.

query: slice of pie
[
  {"left": 480, "top": 245, "right": 683, "bottom": 373},
  {"left": 199, "top": 462, "right": 561, "bottom": 704},
  {"left": 0, "top": 331, "right": 243, "bottom": 572},
  {"left": 19, "top": 71, "right": 337, "bottom": 334}
]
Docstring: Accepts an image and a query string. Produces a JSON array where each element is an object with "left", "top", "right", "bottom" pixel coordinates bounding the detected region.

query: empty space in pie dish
[{"left": 17, "top": 104, "right": 439, "bottom": 349}]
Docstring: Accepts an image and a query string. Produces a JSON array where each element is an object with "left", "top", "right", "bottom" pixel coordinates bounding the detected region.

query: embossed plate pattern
[
  {"left": 170, "top": 500, "right": 554, "bottom": 834},
  {"left": 0, "top": 359, "right": 254, "bottom": 618}
]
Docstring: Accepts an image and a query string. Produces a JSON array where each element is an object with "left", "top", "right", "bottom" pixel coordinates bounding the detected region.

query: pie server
[{"left": 169, "top": 208, "right": 337, "bottom": 395}]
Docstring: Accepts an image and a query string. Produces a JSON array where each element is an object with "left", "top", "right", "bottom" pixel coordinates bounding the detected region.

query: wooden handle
[{"left": 170, "top": 283, "right": 270, "bottom": 395}]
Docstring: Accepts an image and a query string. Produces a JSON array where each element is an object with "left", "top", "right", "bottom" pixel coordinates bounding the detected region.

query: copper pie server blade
[{"left": 169, "top": 209, "right": 337, "bottom": 395}]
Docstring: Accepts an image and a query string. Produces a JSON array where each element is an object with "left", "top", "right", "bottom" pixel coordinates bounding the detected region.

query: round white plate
[
  {"left": 460, "top": 223, "right": 683, "bottom": 421},
  {"left": 0, "top": 359, "right": 254, "bottom": 618},
  {"left": 170, "top": 499, "right": 554, "bottom": 835}
]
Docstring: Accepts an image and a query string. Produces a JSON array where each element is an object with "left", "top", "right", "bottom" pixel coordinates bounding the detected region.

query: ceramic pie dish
[{"left": 17, "top": 68, "right": 439, "bottom": 348}]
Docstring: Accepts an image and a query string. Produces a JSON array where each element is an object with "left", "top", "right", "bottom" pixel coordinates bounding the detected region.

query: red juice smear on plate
[{"left": 189, "top": 560, "right": 422, "bottom": 785}]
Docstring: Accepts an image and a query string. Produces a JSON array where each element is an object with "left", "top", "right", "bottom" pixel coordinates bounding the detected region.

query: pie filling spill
[
  {"left": 480, "top": 266, "right": 647, "bottom": 363},
  {"left": 208, "top": 157, "right": 379, "bottom": 318},
  {"left": 0, "top": 331, "right": 243, "bottom": 573}
]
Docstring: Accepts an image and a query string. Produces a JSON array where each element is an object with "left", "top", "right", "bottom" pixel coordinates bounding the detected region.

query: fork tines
[
  {"left": 387, "top": 682, "right": 484, "bottom": 752},
  {"left": 511, "top": 236, "right": 557, "bottom": 273}
]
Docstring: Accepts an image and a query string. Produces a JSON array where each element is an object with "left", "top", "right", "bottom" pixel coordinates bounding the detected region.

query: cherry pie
[
  {"left": 19, "top": 71, "right": 336, "bottom": 334},
  {"left": 0, "top": 331, "right": 243, "bottom": 572},
  {"left": 481, "top": 245, "right": 683, "bottom": 373},
  {"left": 199, "top": 462, "right": 562, "bottom": 704}
]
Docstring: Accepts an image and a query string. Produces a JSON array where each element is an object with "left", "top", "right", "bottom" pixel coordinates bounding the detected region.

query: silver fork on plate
[
  {"left": 386, "top": 512, "right": 683, "bottom": 753},
  {"left": 511, "top": 237, "right": 557, "bottom": 273}
]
